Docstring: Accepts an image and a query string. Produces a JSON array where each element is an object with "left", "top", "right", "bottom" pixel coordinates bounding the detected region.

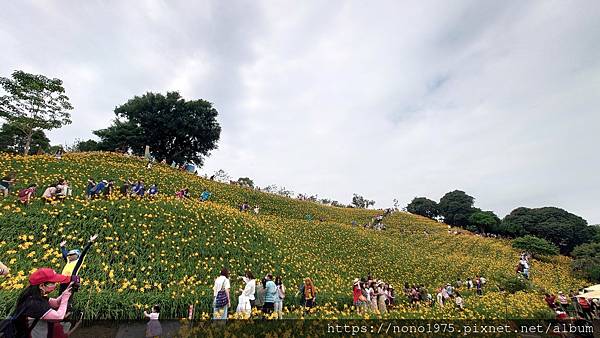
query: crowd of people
[
  {"left": 544, "top": 290, "right": 600, "bottom": 321},
  {"left": 0, "top": 172, "right": 222, "bottom": 207},
  {"left": 352, "top": 276, "right": 395, "bottom": 314},
  {"left": 211, "top": 268, "right": 317, "bottom": 321},
  {"left": 351, "top": 275, "right": 487, "bottom": 314}
]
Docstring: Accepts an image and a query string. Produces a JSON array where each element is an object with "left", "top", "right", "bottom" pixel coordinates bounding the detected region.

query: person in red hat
[{"left": 13, "top": 268, "right": 73, "bottom": 338}]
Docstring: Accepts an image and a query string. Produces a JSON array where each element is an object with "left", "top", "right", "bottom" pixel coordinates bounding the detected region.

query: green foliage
[
  {"left": 0, "top": 70, "right": 72, "bottom": 155},
  {"left": 571, "top": 242, "right": 600, "bottom": 282},
  {"left": 0, "top": 122, "right": 50, "bottom": 155},
  {"left": 72, "top": 139, "right": 102, "bottom": 152},
  {"left": 502, "top": 207, "right": 593, "bottom": 254},
  {"left": 236, "top": 177, "right": 254, "bottom": 188},
  {"left": 351, "top": 193, "right": 375, "bottom": 209},
  {"left": 512, "top": 235, "right": 559, "bottom": 257},
  {"left": 438, "top": 190, "right": 475, "bottom": 227},
  {"left": 94, "top": 92, "right": 220, "bottom": 165},
  {"left": 406, "top": 197, "right": 439, "bottom": 219},
  {"left": 468, "top": 210, "right": 500, "bottom": 233},
  {"left": 497, "top": 274, "right": 532, "bottom": 294}
]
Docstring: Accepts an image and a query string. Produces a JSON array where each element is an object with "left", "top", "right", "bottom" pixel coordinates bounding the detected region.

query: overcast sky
[{"left": 1, "top": 0, "right": 599, "bottom": 223}]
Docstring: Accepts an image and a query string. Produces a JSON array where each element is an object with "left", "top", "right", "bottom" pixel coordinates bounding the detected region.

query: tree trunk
[{"left": 23, "top": 130, "right": 33, "bottom": 155}]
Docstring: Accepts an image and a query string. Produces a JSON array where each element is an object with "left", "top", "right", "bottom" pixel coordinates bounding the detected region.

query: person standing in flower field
[
  {"left": 352, "top": 278, "right": 365, "bottom": 314},
  {"left": 475, "top": 276, "right": 483, "bottom": 296},
  {"left": 274, "top": 276, "right": 286, "bottom": 319},
  {"left": 262, "top": 274, "right": 277, "bottom": 316},
  {"left": 301, "top": 277, "right": 317, "bottom": 312},
  {"left": 59, "top": 234, "right": 98, "bottom": 294},
  {"left": 236, "top": 271, "right": 256, "bottom": 316},
  {"left": 212, "top": 268, "right": 231, "bottom": 320}
]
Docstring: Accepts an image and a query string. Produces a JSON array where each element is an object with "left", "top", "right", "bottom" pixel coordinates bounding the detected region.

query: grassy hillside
[{"left": 0, "top": 152, "right": 586, "bottom": 319}]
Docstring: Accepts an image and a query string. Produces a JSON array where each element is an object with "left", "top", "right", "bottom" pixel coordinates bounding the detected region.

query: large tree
[
  {"left": 94, "top": 92, "right": 221, "bottom": 165},
  {"left": 0, "top": 122, "right": 51, "bottom": 155},
  {"left": 0, "top": 70, "right": 72, "bottom": 155},
  {"left": 406, "top": 197, "right": 440, "bottom": 219},
  {"left": 438, "top": 190, "right": 476, "bottom": 227},
  {"left": 468, "top": 210, "right": 500, "bottom": 234},
  {"left": 512, "top": 235, "right": 559, "bottom": 258},
  {"left": 352, "top": 193, "right": 375, "bottom": 209},
  {"left": 571, "top": 242, "right": 600, "bottom": 282},
  {"left": 501, "top": 207, "right": 593, "bottom": 254}
]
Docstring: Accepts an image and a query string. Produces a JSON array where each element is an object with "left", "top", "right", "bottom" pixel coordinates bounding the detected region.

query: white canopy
[
  {"left": 583, "top": 284, "right": 600, "bottom": 292},
  {"left": 576, "top": 290, "right": 600, "bottom": 299}
]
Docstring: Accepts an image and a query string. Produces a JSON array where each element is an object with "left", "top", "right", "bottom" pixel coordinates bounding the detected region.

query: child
[
  {"left": 18, "top": 184, "right": 37, "bottom": 205},
  {"left": 144, "top": 305, "right": 162, "bottom": 338},
  {"left": 455, "top": 292, "right": 464, "bottom": 310},
  {"left": 59, "top": 234, "right": 98, "bottom": 293}
]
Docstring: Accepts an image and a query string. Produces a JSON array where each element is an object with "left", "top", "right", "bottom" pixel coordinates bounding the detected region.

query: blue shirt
[
  {"left": 92, "top": 182, "right": 106, "bottom": 194},
  {"left": 264, "top": 280, "right": 278, "bottom": 303}
]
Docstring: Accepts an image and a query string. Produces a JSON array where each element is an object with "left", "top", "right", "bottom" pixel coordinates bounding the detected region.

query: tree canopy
[
  {"left": 571, "top": 242, "right": 600, "bottom": 282},
  {"left": 438, "top": 190, "right": 475, "bottom": 226},
  {"left": 406, "top": 197, "right": 440, "bottom": 219},
  {"left": 468, "top": 210, "right": 500, "bottom": 233},
  {"left": 0, "top": 122, "right": 50, "bottom": 155},
  {"left": 352, "top": 193, "right": 375, "bottom": 209},
  {"left": 0, "top": 70, "right": 72, "bottom": 155},
  {"left": 501, "top": 207, "right": 593, "bottom": 254},
  {"left": 512, "top": 235, "right": 559, "bottom": 257},
  {"left": 94, "top": 92, "right": 220, "bottom": 165}
]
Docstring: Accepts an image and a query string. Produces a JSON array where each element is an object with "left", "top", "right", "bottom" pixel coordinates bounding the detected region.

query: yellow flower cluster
[{"left": 0, "top": 152, "right": 585, "bottom": 319}]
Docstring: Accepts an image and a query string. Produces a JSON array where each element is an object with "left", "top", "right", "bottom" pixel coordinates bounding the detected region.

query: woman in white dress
[{"left": 236, "top": 271, "right": 256, "bottom": 317}]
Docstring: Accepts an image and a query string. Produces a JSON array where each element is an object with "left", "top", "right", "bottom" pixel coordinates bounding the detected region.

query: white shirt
[
  {"left": 145, "top": 311, "right": 159, "bottom": 320},
  {"left": 242, "top": 278, "right": 256, "bottom": 300},
  {"left": 213, "top": 275, "right": 230, "bottom": 297}
]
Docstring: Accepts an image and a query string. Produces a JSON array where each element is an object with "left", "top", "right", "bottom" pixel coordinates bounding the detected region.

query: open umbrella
[{"left": 583, "top": 284, "right": 600, "bottom": 292}]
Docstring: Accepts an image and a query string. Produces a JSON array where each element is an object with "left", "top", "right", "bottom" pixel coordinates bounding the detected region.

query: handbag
[{"left": 215, "top": 281, "right": 228, "bottom": 308}]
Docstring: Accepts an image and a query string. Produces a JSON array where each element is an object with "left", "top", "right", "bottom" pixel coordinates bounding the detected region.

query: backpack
[{"left": 0, "top": 306, "right": 39, "bottom": 338}]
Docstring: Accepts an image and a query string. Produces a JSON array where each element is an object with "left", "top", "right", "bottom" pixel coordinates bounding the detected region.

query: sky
[{"left": 1, "top": 0, "right": 599, "bottom": 223}]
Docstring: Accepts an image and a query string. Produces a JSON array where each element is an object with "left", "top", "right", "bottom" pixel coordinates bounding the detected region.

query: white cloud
[{"left": 1, "top": 0, "right": 599, "bottom": 223}]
